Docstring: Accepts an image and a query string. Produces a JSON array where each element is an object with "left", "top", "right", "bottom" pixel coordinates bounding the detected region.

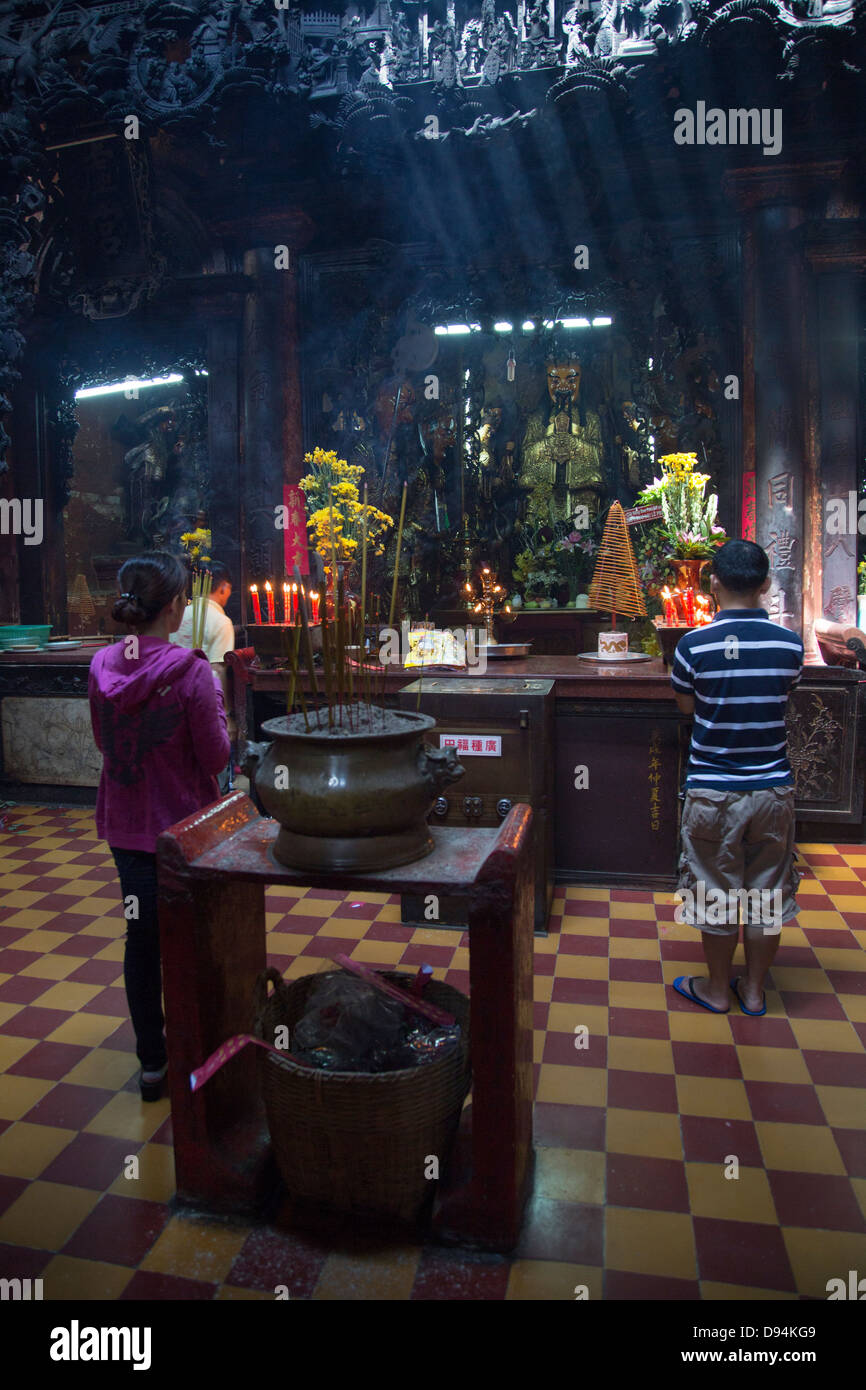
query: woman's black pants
[{"left": 110, "top": 848, "right": 167, "bottom": 1072}]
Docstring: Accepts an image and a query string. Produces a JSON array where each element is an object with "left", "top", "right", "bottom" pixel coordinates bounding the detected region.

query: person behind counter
[
  {"left": 169, "top": 559, "right": 236, "bottom": 792},
  {"left": 88, "top": 551, "right": 230, "bottom": 1101}
]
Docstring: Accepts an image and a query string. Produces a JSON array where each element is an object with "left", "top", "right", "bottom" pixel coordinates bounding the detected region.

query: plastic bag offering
[{"left": 291, "top": 971, "right": 461, "bottom": 1073}]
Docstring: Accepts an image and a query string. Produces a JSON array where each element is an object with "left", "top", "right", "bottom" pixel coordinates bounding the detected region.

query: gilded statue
[{"left": 518, "top": 361, "right": 606, "bottom": 523}]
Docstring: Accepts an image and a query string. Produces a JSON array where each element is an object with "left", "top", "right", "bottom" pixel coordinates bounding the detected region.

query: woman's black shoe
[{"left": 140, "top": 1064, "right": 168, "bottom": 1102}]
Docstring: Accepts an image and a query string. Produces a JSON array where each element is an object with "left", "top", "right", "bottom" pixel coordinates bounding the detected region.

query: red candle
[
  {"left": 310, "top": 590, "right": 320, "bottom": 624},
  {"left": 291, "top": 583, "right": 298, "bottom": 623},
  {"left": 264, "top": 581, "right": 276, "bottom": 624},
  {"left": 684, "top": 587, "right": 695, "bottom": 626},
  {"left": 299, "top": 584, "right": 305, "bottom": 624},
  {"left": 282, "top": 583, "right": 290, "bottom": 624},
  {"left": 250, "top": 585, "right": 262, "bottom": 625}
]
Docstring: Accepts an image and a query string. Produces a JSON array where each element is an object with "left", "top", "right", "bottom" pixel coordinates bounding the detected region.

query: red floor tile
[
  {"left": 608, "top": 1006, "right": 671, "bottom": 1040},
  {"left": 532, "top": 953, "right": 556, "bottom": 976},
  {"left": 225, "top": 1227, "right": 328, "bottom": 1297},
  {"left": 605, "top": 1269, "right": 700, "bottom": 1299},
  {"left": 680, "top": 1115, "right": 763, "bottom": 1167},
  {"left": 671, "top": 1040, "right": 744, "bottom": 1079},
  {"left": 609, "top": 957, "right": 664, "bottom": 984},
  {"left": 607, "top": 1069, "right": 678, "bottom": 1114},
  {"left": 364, "top": 922, "right": 418, "bottom": 943},
  {"left": 66, "top": 960, "right": 124, "bottom": 987},
  {"left": 444, "top": 969, "right": 470, "bottom": 994},
  {"left": 533, "top": 1002, "right": 550, "bottom": 1031},
  {"left": 151, "top": 1115, "right": 173, "bottom": 1146},
  {"left": 299, "top": 936, "right": 357, "bottom": 959},
  {"left": 0, "top": 975, "right": 55, "bottom": 1005},
  {"left": 745, "top": 1080, "right": 827, "bottom": 1125},
  {"left": 609, "top": 918, "right": 658, "bottom": 939},
  {"left": 727, "top": 1016, "right": 798, "bottom": 1048},
  {"left": 660, "top": 939, "right": 705, "bottom": 962},
  {"left": 767, "top": 1171, "right": 866, "bottom": 1232},
  {"left": 40, "top": 1133, "right": 141, "bottom": 1190},
  {"left": 693, "top": 1216, "right": 796, "bottom": 1291},
  {"left": 1, "top": 1006, "right": 73, "bottom": 1038},
  {"left": 533, "top": 1101, "right": 606, "bottom": 1151},
  {"left": 24, "top": 1083, "right": 116, "bottom": 1130},
  {"left": 779, "top": 991, "right": 847, "bottom": 1020},
  {"left": 62, "top": 1194, "right": 169, "bottom": 1265},
  {"left": 606, "top": 1154, "right": 690, "bottom": 1212},
  {"left": 5, "top": 1041, "right": 88, "bottom": 1080},
  {"left": 826, "top": 970, "right": 866, "bottom": 995},
  {"left": 564, "top": 900, "right": 609, "bottom": 919},
  {"left": 119, "top": 1271, "right": 216, "bottom": 1300},
  {"left": 399, "top": 943, "right": 454, "bottom": 967},
  {"left": 0, "top": 927, "right": 29, "bottom": 949},
  {"left": 80, "top": 986, "right": 129, "bottom": 1015},
  {"left": 0, "top": 1242, "right": 52, "bottom": 1279},
  {"left": 551, "top": 976, "right": 609, "bottom": 1006},
  {"left": 543, "top": 1030, "right": 607, "bottom": 1068},
  {"left": 802, "top": 929, "right": 860, "bottom": 949},
  {"left": 0, "top": 1175, "right": 28, "bottom": 1217},
  {"left": 558, "top": 934, "right": 609, "bottom": 957},
  {"left": 411, "top": 1247, "right": 511, "bottom": 1299},
  {"left": 0, "top": 949, "right": 41, "bottom": 973},
  {"left": 802, "top": 1050, "right": 866, "bottom": 1089},
  {"left": 832, "top": 1129, "right": 866, "bottom": 1178},
  {"left": 515, "top": 1194, "right": 603, "bottom": 1264},
  {"left": 53, "top": 935, "right": 116, "bottom": 958}
]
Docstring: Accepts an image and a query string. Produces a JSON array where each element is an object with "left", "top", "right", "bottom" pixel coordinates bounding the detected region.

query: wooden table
[{"left": 156, "top": 792, "right": 535, "bottom": 1251}]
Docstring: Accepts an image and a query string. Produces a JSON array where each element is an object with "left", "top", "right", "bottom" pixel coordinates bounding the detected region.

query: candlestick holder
[{"left": 464, "top": 565, "right": 511, "bottom": 644}]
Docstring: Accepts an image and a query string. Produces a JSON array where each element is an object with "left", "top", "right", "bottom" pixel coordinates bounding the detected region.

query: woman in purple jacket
[{"left": 89, "top": 552, "right": 230, "bottom": 1100}]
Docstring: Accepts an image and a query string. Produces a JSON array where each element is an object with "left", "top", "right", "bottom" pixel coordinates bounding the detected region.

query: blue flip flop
[
  {"left": 730, "top": 978, "right": 767, "bottom": 1016},
  {"left": 673, "top": 976, "right": 730, "bottom": 1014}
]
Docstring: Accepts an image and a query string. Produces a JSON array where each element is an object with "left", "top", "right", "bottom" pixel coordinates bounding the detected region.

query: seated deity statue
[{"left": 518, "top": 361, "right": 606, "bottom": 524}]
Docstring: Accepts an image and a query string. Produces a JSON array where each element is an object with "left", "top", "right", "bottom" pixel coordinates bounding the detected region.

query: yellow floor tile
[
  {"left": 315, "top": 916, "right": 369, "bottom": 938},
  {"left": 375, "top": 906, "right": 402, "bottom": 923},
  {"left": 607, "top": 1036, "right": 674, "bottom": 1075},
  {"left": 826, "top": 895, "right": 866, "bottom": 912},
  {"left": 507, "top": 1260, "right": 602, "bottom": 1300},
  {"left": 796, "top": 910, "right": 845, "bottom": 929},
  {"left": 92, "top": 941, "right": 125, "bottom": 964},
  {"left": 0, "top": 1036, "right": 36, "bottom": 1072},
  {"left": 534, "top": 1148, "right": 605, "bottom": 1205},
  {"left": 607, "top": 980, "right": 667, "bottom": 1011},
  {"left": 64, "top": 1048, "right": 139, "bottom": 1091},
  {"left": 810, "top": 866, "right": 858, "bottom": 882},
  {"left": 0, "top": 890, "right": 50, "bottom": 909},
  {"left": 47, "top": 1014, "right": 125, "bottom": 1048},
  {"left": 52, "top": 879, "right": 107, "bottom": 896},
  {"left": 536, "top": 1063, "right": 606, "bottom": 1107},
  {"left": 108, "top": 1143, "right": 176, "bottom": 1204},
  {"left": 547, "top": 1002, "right": 609, "bottom": 1036},
  {"left": 39, "top": 1255, "right": 133, "bottom": 1301},
  {"left": 606, "top": 1108, "right": 684, "bottom": 1161},
  {"left": 0, "top": 1074, "right": 55, "bottom": 1121},
  {"left": 0, "top": 873, "right": 39, "bottom": 889},
  {"left": 609, "top": 902, "right": 657, "bottom": 920},
  {"left": 78, "top": 918, "right": 123, "bottom": 938},
  {"left": 676, "top": 1075, "right": 751, "bottom": 1121},
  {"left": 84, "top": 1092, "right": 170, "bottom": 1142},
  {"left": 349, "top": 941, "right": 406, "bottom": 965},
  {"left": 20, "top": 955, "right": 88, "bottom": 982},
  {"left": 288, "top": 898, "right": 336, "bottom": 918},
  {"left": 814, "top": 1086, "right": 866, "bottom": 1129},
  {"left": 141, "top": 1214, "right": 248, "bottom": 1283},
  {"left": 668, "top": 1010, "right": 736, "bottom": 1044},
  {"left": 311, "top": 1245, "right": 420, "bottom": 1300},
  {"left": 700, "top": 1282, "right": 798, "bottom": 1300},
  {"left": 811, "top": 948, "right": 866, "bottom": 973},
  {"left": 685, "top": 1162, "right": 778, "bottom": 1223},
  {"left": 840, "top": 994, "right": 866, "bottom": 1022},
  {"left": 735, "top": 1046, "right": 812, "bottom": 1085},
  {"left": 783, "top": 1229, "right": 866, "bottom": 1299},
  {"left": 559, "top": 916, "right": 613, "bottom": 937},
  {"left": 563, "top": 887, "right": 610, "bottom": 902},
  {"left": 29, "top": 850, "right": 84, "bottom": 864},
  {"left": 0, "top": 1002, "right": 23, "bottom": 1028},
  {"left": 267, "top": 932, "right": 313, "bottom": 956},
  {"left": 554, "top": 954, "right": 608, "bottom": 980},
  {"left": 755, "top": 1121, "right": 846, "bottom": 1175},
  {"left": 22, "top": 981, "right": 103, "bottom": 1012},
  {"left": 533, "top": 975, "right": 554, "bottom": 1003},
  {"left": 0, "top": 1180, "right": 98, "bottom": 1249},
  {"left": 64, "top": 900, "right": 117, "bottom": 918},
  {"left": 406, "top": 927, "right": 455, "bottom": 947},
  {"left": 770, "top": 967, "right": 833, "bottom": 993},
  {"left": 266, "top": 884, "right": 308, "bottom": 899},
  {"left": 789, "top": 1018, "right": 865, "bottom": 1053},
  {"left": 608, "top": 937, "right": 660, "bottom": 960},
  {"left": 606, "top": 1207, "right": 696, "bottom": 1280},
  {"left": 533, "top": 933, "right": 559, "bottom": 954}
]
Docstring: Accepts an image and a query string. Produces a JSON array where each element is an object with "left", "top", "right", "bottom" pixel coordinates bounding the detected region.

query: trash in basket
[{"left": 291, "top": 970, "right": 462, "bottom": 1072}]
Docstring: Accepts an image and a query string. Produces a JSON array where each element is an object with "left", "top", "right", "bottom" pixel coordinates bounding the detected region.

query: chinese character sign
[
  {"left": 439, "top": 734, "right": 502, "bottom": 757},
  {"left": 741, "top": 472, "right": 756, "bottom": 541},
  {"left": 283, "top": 485, "right": 309, "bottom": 577},
  {"left": 648, "top": 727, "right": 662, "bottom": 833}
]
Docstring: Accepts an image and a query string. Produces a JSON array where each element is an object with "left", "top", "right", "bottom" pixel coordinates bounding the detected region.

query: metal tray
[{"left": 482, "top": 642, "right": 533, "bottom": 659}]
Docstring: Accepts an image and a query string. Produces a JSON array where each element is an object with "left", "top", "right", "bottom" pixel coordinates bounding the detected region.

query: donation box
[{"left": 398, "top": 677, "right": 555, "bottom": 934}]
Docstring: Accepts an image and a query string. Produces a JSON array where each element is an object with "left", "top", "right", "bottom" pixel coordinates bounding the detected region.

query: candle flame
[
  {"left": 250, "top": 584, "right": 258, "bottom": 593},
  {"left": 264, "top": 581, "right": 272, "bottom": 592}
]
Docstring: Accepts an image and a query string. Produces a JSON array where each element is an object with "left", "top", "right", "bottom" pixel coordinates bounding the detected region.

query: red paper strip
[
  {"left": 283, "top": 485, "right": 309, "bottom": 578},
  {"left": 741, "top": 472, "right": 756, "bottom": 541},
  {"left": 189, "top": 1032, "right": 312, "bottom": 1091},
  {"left": 332, "top": 954, "right": 455, "bottom": 1026}
]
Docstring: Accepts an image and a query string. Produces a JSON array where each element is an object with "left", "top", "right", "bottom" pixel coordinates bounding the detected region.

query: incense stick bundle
[
  {"left": 293, "top": 563, "right": 321, "bottom": 728},
  {"left": 388, "top": 482, "right": 408, "bottom": 630}
]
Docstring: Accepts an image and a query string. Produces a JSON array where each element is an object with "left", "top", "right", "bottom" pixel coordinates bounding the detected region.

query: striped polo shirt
[{"left": 670, "top": 609, "right": 804, "bottom": 790}]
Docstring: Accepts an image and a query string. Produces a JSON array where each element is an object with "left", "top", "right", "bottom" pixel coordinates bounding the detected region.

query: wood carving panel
[{"left": 1, "top": 696, "right": 102, "bottom": 787}]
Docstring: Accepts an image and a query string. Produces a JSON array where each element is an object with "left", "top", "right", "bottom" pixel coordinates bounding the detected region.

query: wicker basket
[{"left": 253, "top": 967, "right": 471, "bottom": 1225}]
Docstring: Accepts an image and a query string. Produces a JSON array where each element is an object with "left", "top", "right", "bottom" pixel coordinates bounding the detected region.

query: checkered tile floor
[{"left": 0, "top": 804, "right": 865, "bottom": 1300}]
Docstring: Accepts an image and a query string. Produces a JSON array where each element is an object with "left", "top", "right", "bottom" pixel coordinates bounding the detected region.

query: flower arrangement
[
  {"left": 557, "top": 530, "right": 597, "bottom": 592},
  {"left": 858, "top": 560, "right": 866, "bottom": 597},
  {"left": 636, "top": 452, "right": 726, "bottom": 561},
  {"left": 512, "top": 531, "right": 563, "bottom": 598},
  {"left": 179, "top": 526, "right": 212, "bottom": 565},
  {"left": 300, "top": 448, "right": 393, "bottom": 572}
]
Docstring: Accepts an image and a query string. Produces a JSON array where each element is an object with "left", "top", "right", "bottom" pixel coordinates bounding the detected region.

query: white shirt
[{"left": 170, "top": 598, "right": 235, "bottom": 663}]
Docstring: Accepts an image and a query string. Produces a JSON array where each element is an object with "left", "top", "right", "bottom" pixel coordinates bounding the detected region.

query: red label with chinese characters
[
  {"left": 741, "top": 472, "right": 756, "bottom": 541},
  {"left": 624, "top": 504, "right": 664, "bottom": 526},
  {"left": 440, "top": 734, "right": 502, "bottom": 756},
  {"left": 283, "top": 485, "right": 309, "bottom": 577}
]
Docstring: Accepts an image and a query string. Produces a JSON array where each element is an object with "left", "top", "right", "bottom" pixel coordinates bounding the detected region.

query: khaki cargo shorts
[{"left": 676, "top": 786, "right": 801, "bottom": 934}]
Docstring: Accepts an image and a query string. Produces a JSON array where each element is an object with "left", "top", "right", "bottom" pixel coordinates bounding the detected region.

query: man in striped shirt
[{"left": 669, "top": 540, "right": 804, "bottom": 1016}]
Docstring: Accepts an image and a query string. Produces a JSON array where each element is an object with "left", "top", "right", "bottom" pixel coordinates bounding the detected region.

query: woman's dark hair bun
[{"left": 114, "top": 551, "right": 187, "bottom": 630}]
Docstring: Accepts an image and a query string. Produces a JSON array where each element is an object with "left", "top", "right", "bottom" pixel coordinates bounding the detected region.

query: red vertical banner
[
  {"left": 283, "top": 485, "right": 309, "bottom": 579},
  {"left": 741, "top": 472, "right": 756, "bottom": 541}
]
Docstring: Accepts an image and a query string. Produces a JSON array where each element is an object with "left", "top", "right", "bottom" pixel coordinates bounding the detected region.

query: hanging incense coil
[{"left": 588, "top": 501, "right": 647, "bottom": 620}]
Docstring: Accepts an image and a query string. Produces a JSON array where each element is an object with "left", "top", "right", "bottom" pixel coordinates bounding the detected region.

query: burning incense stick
[
  {"left": 388, "top": 481, "right": 408, "bottom": 631},
  {"left": 293, "top": 562, "right": 321, "bottom": 728},
  {"left": 360, "top": 482, "right": 368, "bottom": 626}
]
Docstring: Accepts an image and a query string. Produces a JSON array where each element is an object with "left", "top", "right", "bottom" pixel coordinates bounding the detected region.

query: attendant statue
[{"left": 518, "top": 360, "right": 606, "bottom": 524}]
